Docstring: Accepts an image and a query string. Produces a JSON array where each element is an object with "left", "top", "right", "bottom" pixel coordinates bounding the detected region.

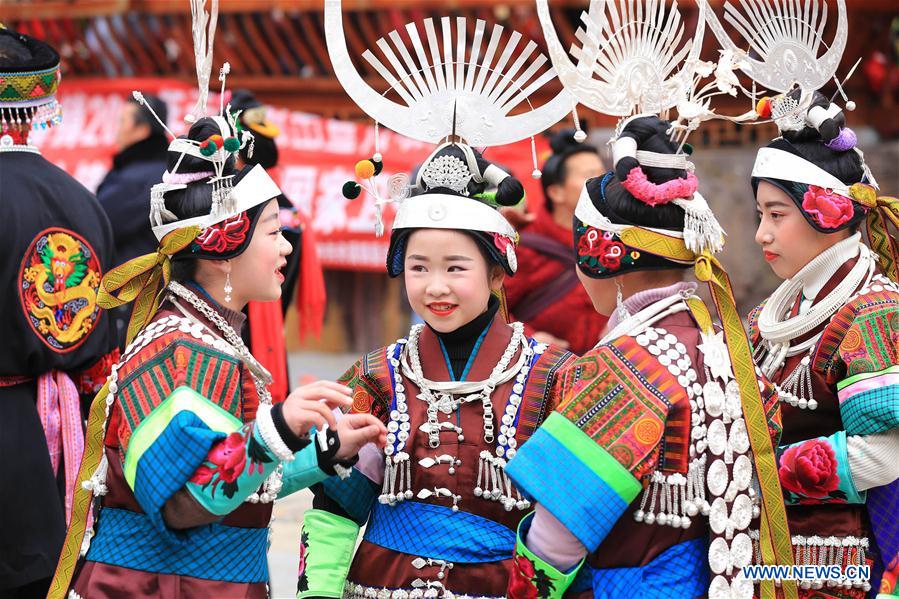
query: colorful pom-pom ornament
[
  {"left": 371, "top": 156, "right": 384, "bottom": 176},
  {"left": 223, "top": 137, "right": 241, "bottom": 152},
  {"left": 355, "top": 159, "right": 376, "bottom": 180},
  {"left": 200, "top": 139, "right": 218, "bottom": 156},
  {"left": 756, "top": 97, "right": 773, "bottom": 119},
  {"left": 342, "top": 181, "right": 362, "bottom": 200},
  {"left": 209, "top": 134, "right": 224, "bottom": 146}
]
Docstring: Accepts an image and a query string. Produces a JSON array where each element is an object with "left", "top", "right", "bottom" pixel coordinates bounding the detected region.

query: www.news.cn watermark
[{"left": 742, "top": 565, "right": 871, "bottom": 585}]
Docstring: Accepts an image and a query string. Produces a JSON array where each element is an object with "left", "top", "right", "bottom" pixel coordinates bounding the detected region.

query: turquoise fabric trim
[
  {"left": 841, "top": 384, "right": 899, "bottom": 435},
  {"left": 831, "top": 430, "right": 866, "bottom": 504},
  {"left": 279, "top": 443, "right": 329, "bottom": 498},
  {"left": 505, "top": 424, "right": 631, "bottom": 551},
  {"left": 86, "top": 507, "right": 269, "bottom": 583},
  {"left": 186, "top": 425, "right": 280, "bottom": 516},
  {"left": 569, "top": 537, "right": 709, "bottom": 598}
]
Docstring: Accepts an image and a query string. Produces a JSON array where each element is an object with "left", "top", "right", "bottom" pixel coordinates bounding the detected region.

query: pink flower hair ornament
[
  {"left": 620, "top": 166, "right": 699, "bottom": 207},
  {"left": 802, "top": 185, "right": 854, "bottom": 230}
]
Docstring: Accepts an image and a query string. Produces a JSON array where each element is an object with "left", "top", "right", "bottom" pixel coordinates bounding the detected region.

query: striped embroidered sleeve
[
  {"left": 835, "top": 302, "right": 899, "bottom": 436},
  {"left": 506, "top": 338, "right": 677, "bottom": 551},
  {"left": 116, "top": 340, "right": 323, "bottom": 540}
]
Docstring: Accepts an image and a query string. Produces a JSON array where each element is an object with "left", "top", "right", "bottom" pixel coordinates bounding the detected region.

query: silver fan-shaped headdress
[
  {"left": 701, "top": 0, "right": 878, "bottom": 197},
  {"left": 326, "top": 0, "right": 573, "bottom": 250},
  {"left": 699, "top": 0, "right": 847, "bottom": 95},
  {"left": 536, "top": 0, "right": 707, "bottom": 118},
  {"left": 539, "top": 0, "right": 728, "bottom": 255},
  {"left": 324, "top": 0, "right": 573, "bottom": 148}
]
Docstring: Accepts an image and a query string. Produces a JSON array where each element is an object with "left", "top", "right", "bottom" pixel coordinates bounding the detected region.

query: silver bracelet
[{"left": 255, "top": 404, "right": 295, "bottom": 462}]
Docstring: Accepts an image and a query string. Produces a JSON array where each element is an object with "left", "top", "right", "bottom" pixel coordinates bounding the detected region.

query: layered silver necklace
[
  {"left": 378, "top": 321, "right": 534, "bottom": 512},
  {"left": 755, "top": 235, "right": 873, "bottom": 410}
]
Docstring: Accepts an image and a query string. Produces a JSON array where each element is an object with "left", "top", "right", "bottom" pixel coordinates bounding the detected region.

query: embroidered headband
[
  {"left": 151, "top": 163, "right": 282, "bottom": 240},
  {"left": 0, "top": 27, "right": 63, "bottom": 130}
]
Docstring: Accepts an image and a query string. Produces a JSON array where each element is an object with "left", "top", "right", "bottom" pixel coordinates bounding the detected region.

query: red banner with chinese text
[{"left": 34, "top": 78, "right": 548, "bottom": 271}]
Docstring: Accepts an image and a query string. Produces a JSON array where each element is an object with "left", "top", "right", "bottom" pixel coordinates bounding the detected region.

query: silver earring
[
  {"left": 224, "top": 273, "right": 232, "bottom": 303},
  {"left": 615, "top": 279, "right": 630, "bottom": 321}
]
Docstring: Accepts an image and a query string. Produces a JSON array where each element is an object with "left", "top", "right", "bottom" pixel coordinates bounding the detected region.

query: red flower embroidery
[
  {"left": 208, "top": 432, "right": 248, "bottom": 483},
  {"left": 195, "top": 213, "right": 251, "bottom": 253},
  {"left": 577, "top": 227, "right": 607, "bottom": 258},
  {"left": 297, "top": 531, "right": 310, "bottom": 592},
  {"left": 188, "top": 431, "right": 249, "bottom": 496},
  {"left": 508, "top": 556, "right": 539, "bottom": 599},
  {"left": 599, "top": 241, "right": 625, "bottom": 270},
  {"left": 801, "top": 186, "right": 854, "bottom": 230},
  {"left": 779, "top": 439, "right": 840, "bottom": 498},
  {"left": 190, "top": 465, "right": 216, "bottom": 485}
]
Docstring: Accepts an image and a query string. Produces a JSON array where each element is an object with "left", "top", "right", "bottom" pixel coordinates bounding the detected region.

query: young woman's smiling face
[
  {"left": 229, "top": 199, "right": 292, "bottom": 304},
  {"left": 755, "top": 181, "right": 849, "bottom": 280},
  {"left": 403, "top": 229, "right": 504, "bottom": 333}
]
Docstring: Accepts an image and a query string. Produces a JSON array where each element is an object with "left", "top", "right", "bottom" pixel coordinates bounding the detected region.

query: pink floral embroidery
[
  {"left": 493, "top": 233, "right": 513, "bottom": 254},
  {"left": 189, "top": 431, "right": 249, "bottom": 498},
  {"left": 801, "top": 185, "right": 854, "bottom": 229}
]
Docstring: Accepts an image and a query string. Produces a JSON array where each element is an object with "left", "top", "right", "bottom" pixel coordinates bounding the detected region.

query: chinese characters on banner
[{"left": 35, "top": 79, "right": 549, "bottom": 270}]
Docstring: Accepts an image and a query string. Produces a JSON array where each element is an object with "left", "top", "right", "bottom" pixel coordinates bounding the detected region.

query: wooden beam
[
  {"left": 6, "top": 0, "right": 896, "bottom": 20},
  {"left": 2, "top": 0, "right": 127, "bottom": 20}
]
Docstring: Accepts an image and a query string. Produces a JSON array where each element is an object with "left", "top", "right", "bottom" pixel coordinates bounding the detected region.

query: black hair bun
[
  {"left": 495, "top": 177, "right": 524, "bottom": 207},
  {"left": 781, "top": 90, "right": 846, "bottom": 145},
  {"left": 614, "top": 116, "right": 684, "bottom": 184},
  {"left": 549, "top": 128, "right": 587, "bottom": 154}
]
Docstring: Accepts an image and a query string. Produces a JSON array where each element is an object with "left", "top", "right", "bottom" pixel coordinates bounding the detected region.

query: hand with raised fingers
[
  {"left": 282, "top": 381, "right": 353, "bottom": 437},
  {"left": 334, "top": 413, "right": 388, "bottom": 460}
]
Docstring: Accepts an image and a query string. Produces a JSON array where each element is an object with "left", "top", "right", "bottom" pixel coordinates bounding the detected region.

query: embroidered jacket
[
  {"left": 71, "top": 294, "right": 329, "bottom": 599},
  {"left": 506, "top": 293, "right": 781, "bottom": 599},
  {"left": 299, "top": 314, "right": 574, "bottom": 599},
  {"left": 749, "top": 263, "right": 899, "bottom": 598}
]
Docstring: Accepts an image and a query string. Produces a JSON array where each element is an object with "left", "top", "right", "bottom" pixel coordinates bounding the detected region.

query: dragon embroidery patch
[{"left": 18, "top": 228, "right": 102, "bottom": 352}]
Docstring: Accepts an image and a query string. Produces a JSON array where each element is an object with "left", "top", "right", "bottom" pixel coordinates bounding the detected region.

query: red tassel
[
  {"left": 248, "top": 300, "right": 288, "bottom": 404},
  {"left": 295, "top": 212, "right": 327, "bottom": 342}
]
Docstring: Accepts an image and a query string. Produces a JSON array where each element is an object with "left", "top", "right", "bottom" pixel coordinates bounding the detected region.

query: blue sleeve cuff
[
  {"left": 506, "top": 414, "right": 641, "bottom": 551},
  {"left": 321, "top": 468, "right": 379, "bottom": 525},
  {"left": 280, "top": 443, "right": 330, "bottom": 497},
  {"left": 131, "top": 411, "right": 225, "bottom": 544}
]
